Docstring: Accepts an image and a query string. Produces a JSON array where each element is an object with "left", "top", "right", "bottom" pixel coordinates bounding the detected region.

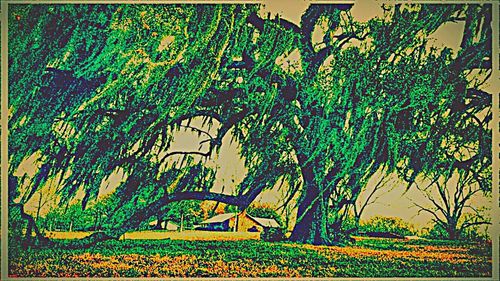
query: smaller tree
[
  {"left": 351, "top": 171, "right": 395, "bottom": 233},
  {"left": 413, "top": 169, "right": 491, "bottom": 240},
  {"left": 160, "top": 200, "right": 203, "bottom": 230}
]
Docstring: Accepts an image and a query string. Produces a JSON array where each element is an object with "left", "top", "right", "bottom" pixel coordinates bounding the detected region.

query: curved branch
[
  {"left": 179, "top": 124, "right": 215, "bottom": 142},
  {"left": 414, "top": 201, "right": 446, "bottom": 227},
  {"left": 160, "top": 150, "right": 212, "bottom": 163},
  {"left": 11, "top": 203, "right": 52, "bottom": 247}
]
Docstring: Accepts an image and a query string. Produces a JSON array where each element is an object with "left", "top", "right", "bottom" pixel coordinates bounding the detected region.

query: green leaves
[{"left": 8, "top": 3, "right": 491, "bottom": 246}]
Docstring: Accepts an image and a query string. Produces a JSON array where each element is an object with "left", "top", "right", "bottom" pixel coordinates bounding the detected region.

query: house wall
[
  {"left": 230, "top": 213, "right": 263, "bottom": 232},
  {"left": 203, "top": 212, "right": 268, "bottom": 232},
  {"left": 204, "top": 221, "right": 230, "bottom": 231}
]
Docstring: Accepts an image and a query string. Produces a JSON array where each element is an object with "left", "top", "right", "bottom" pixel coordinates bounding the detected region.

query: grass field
[
  {"left": 46, "top": 230, "right": 260, "bottom": 240},
  {"left": 9, "top": 231, "right": 492, "bottom": 278}
]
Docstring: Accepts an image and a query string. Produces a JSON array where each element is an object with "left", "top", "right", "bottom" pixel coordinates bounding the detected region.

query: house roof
[
  {"left": 200, "top": 212, "right": 280, "bottom": 228},
  {"left": 248, "top": 215, "right": 280, "bottom": 228},
  {"left": 200, "top": 213, "right": 237, "bottom": 224}
]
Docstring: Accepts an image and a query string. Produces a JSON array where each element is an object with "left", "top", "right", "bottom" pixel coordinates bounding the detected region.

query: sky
[{"left": 18, "top": 1, "right": 496, "bottom": 230}]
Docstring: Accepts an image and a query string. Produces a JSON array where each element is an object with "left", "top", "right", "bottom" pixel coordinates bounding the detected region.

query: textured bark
[
  {"left": 289, "top": 167, "right": 332, "bottom": 245},
  {"left": 289, "top": 188, "right": 331, "bottom": 245},
  {"left": 11, "top": 203, "right": 52, "bottom": 248},
  {"left": 446, "top": 220, "right": 459, "bottom": 240}
]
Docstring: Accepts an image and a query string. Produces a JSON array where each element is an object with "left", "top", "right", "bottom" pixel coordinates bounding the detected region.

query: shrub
[
  {"left": 359, "top": 216, "right": 416, "bottom": 237},
  {"left": 260, "top": 227, "right": 285, "bottom": 242},
  {"left": 420, "top": 223, "right": 447, "bottom": 240}
]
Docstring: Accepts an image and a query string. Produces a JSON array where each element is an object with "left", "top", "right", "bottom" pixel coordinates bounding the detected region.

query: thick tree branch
[
  {"left": 197, "top": 88, "right": 245, "bottom": 107},
  {"left": 247, "top": 12, "right": 300, "bottom": 34},
  {"left": 11, "top": 203, "right": 52, "bottom": 247}
]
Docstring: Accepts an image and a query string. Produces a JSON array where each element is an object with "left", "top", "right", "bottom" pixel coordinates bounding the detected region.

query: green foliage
[
  {"left": 40, "top": 201, "right": 97, "bottom": 231},
  {"left": 160, "top": 200, "right": 204, "bottom": 229},
  {"left": 421, "top": 223, "right": 448, "bottom": 240},
  {"left": 339, "top": 213, "right": 358, "bottom": 233},
  {"left": 359, "top": 216, "right": 416, "bottom": 237},
  {"left": 420, "top": 215, "right": 490, "bottom": 242},
  {"left": 9, "top": 4, "right": 251, "bottom": 208},
  {"left": 39, "top": 194, "right": 118, "bottom": 232},
  {"left": 8, "top": 206, "right": 26, "bottom": 248},
  {"left": 8, "top": 3, "right": 492, "bottom": 246},
  {"left": 459, "top": 211, "right": 491, "bottom": 241},
  {"left": 246, "top": 203, "right": 283, "bottom": 228},
  {"left": 260, "top": 228, "right": 285, "bottom": 242}
]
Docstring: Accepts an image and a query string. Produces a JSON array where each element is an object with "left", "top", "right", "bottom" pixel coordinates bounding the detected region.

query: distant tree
[
  {"left": 359, "top": 216, "right": 416, "bottom": 237},
  {"left": 160, "top": 200, "right": 203, "bottom": 229},
  {"left": 422, "top": 209, "right": 490, "bottom": 241},
  {"left": 351, "top": 172, "right": 394, "bottom": 232},
  {"left": 413, "top": 169, "right": 491, "bottom": 240}
]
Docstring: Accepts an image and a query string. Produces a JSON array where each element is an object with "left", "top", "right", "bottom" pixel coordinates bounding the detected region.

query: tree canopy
[{"left": 8, "top": 3, "right": 492, "bottom": 246}]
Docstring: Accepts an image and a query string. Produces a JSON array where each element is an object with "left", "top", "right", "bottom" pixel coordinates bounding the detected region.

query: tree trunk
[
  {"left": 36, "top": 192, "right": 42, "bottom": 223},
  {"left": 447, "top": 228, "right": 457, "bottom": 240},
  {"left": 289, "top": 171, "right": 332, "bottom": 245},
  {"left": 447, "top": 222, "right": 459, "bottom": 240},
  {"left": 12, "top": 203, "right": 52, "bottom": 248},
  {"left": 62, "top": 232, "right": 119, "bottom": 249}
]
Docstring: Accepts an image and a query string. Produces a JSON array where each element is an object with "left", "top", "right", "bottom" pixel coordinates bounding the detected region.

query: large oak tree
[{"left": 8, "top": 3, "right": 492, "bottom": 246}]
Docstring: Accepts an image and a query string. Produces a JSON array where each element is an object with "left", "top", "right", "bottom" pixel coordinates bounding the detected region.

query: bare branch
[
  {"left": 159, "top": 150, "right": 212, "bottom": 164},
  {"left": 414, "top": 201, "right": 446, "bottom": 227},
  {"left": 179, "top": 124, "right": 215, "bottom": 143},
  {"left": 461, "top": 220, "right": 491, "bottom": 230}
]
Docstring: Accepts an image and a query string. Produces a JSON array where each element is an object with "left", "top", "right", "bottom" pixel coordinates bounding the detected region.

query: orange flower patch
[{"left": 283, "top": 242, "right": 487, "bottom": 265}]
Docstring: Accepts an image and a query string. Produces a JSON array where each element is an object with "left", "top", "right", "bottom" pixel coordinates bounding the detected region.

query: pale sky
[{"left": 18, "top": 2, "right": 496, "bottom": 230}]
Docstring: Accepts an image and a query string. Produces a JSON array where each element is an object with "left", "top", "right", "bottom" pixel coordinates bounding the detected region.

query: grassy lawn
[
  {"left": 9, "top": 233, "right": 491, "bottom": 278},
  {"left": 45, "top": 230, "right": 260, "bottom": 240}
]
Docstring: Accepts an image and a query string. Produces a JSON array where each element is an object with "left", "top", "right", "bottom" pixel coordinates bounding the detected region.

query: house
[
  {"left": 198, "top": 211, "right": 280, "bottom": 232},
  {"left": 197, "top": 213, "right": 236, "bottom": 231},
  {"left": 165, "top": 221, "right": 179, "bottom": 231},
  {"left": 148, "top": 220, "right": 179, "bottom": 231}
]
